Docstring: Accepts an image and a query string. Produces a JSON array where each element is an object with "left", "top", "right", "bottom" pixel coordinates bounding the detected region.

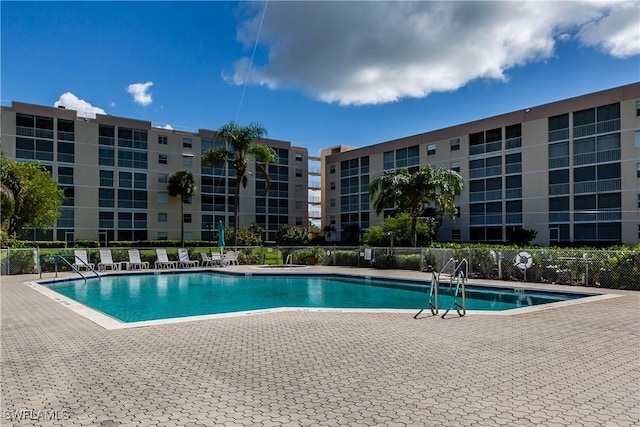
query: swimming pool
[{"left": 42, "top": 272, "right": 595, "bottom": 324}]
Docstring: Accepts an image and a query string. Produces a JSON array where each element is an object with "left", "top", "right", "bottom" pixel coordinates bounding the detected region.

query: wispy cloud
[
  {"left": 229, "top": 1, "right": 639, "bottom": 106},
  {"left": 53, "top": 92, "right": 106, "bottom": 118},
  {"left": 126, "top": 81, "right": 153, "bottom": 106}
]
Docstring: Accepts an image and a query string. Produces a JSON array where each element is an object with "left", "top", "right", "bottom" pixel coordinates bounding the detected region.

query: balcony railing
[
  {"left": 486, "top": 190, "right": 502, "bottom": 201},
  {"left": 549, "top": 212, "right": 570, "bottom": 223},
  {"left": 505, "top": 188, "right": 522, "bottom": 199},
  {"left": 548, "top": 183, "right": 570, "bottom": 196},
  {"left": 486, "top": 141, "right": 502, "bottom": 153},
  {"left": 549, "top": 157, "right": 569, "bottom": 169},
  {"left": 469, "top": 145, "right": 484, "bottom": 156},
  {"left": 505, "top": 163, "right": 521, "bottom": 174},
  {"left": 574, "top": 210, "right": 621, "bottom": 222},
  {"left": 505, "top": 137, "right": 522, "bottom": 150},
  {"left": 469, "top": 192, "right": 485, "bottom": 202},
  {"left": 505, "top": 213, "right": 522, "bottom": 224},
  {"left": 548, "top": 128, "right": 569, "bottom": 142},
  {"left": 469, "top": 169, "right": 485, "bottom": 179},
  {"left": 574, "top": 178, "right": 621, "bottom": 194},
  {"left": 485, "top": 166, "right": 502, "bottom": 177}
]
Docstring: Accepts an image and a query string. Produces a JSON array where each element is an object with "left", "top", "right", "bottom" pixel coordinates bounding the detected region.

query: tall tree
[
  {"left": 201, "top": 121, "right": 277, "bottom": 247},
  {"left": 369, "top": 166, "right": 463, "bottom": 247},
  {"left": 1, "top": 159, "right": 64, "bottom": 236},
  {"left": 167, "top": 170, "right": 197, "bottom": 246}
]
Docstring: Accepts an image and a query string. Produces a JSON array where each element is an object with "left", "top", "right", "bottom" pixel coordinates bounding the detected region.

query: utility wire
[{"left": 235, "top": 0, "right": 268, "bottom": 123}]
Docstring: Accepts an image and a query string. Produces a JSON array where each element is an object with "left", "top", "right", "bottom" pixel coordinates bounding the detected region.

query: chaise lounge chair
[
  {"left": 98, "top": 249, "right": 121, "bottom": 271},
  {"left": 128, "top": 249, "right": 149, "bottom": 270},
  {"left": 178, "top": 248, "right": 199, "bottom": 268},
  {"left": 155, "top": 248, "right": 178, "bottom": 269},
  {"left": 73, "top": 249, "right": 95, "bottom": 271},
  {"left": 200, "top": 252, "right": 215, "bottom": 267},
  {"left": 222, "top": 250, "right": 239, "bottom": 266}
]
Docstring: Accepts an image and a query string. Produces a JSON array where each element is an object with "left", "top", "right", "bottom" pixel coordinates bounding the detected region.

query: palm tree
[
  {"left": 0, "top": 155, "right": 20, "bottom": 224},
  {"left": 201, "top": 121, "right": 277, "bottom": 247},
  {"left": 369, "top": 166, "right": 463, "bottom": 247},
  {"left": 167, "top": 170, "right": 197, "bottom": 246}
]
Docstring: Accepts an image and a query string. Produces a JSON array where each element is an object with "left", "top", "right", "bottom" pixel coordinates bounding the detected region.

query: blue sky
[{"left": 2, "top": 1, "right": 639, "bottom": 156}]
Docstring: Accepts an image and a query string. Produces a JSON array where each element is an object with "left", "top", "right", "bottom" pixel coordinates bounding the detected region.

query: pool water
[{"left": 46, "top": 272, "right": 592, "bottom": 323}]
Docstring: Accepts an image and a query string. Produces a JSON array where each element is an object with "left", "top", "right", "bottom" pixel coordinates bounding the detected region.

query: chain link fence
[{"left": 2, "top": 246, "right": 638, "bottom": 290}]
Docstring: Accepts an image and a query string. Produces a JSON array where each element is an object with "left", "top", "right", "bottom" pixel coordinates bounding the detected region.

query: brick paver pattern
[{"left": 1, "top": 269, "right": 639, "bottom": 426}]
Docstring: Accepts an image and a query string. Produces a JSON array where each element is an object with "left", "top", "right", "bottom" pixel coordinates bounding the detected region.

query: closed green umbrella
[{"left": 217, "top": 220, "right": 225, "bottom": 253}]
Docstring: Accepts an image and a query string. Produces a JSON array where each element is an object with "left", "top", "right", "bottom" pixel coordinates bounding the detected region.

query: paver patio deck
[{"left": 1, "top": 267, "right": 639, "bottom": 426}]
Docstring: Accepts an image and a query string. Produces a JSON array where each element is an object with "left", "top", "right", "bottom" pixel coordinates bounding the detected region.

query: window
[
  {"left": 635, "top": 130, "right": 640, "bottom": 148},
  {"left": 295, "top": 153, "right": 303, "bottom": 161},
  {"left": 451, "top": 229, "right": 461, "bottom": 241},
  {"left": 99, "top": 188, "right": 115, "bottom": 207},
  {"left": 329, "top": 164, "right": 335, "bottom": 174},
  {"left": 329, "top": 215, "right": 336, "bottom": 225},
  {"left": 295, "top": 201, "right": 302, "bottom": 209},
  {"left": 158, "top": 135, "right": 167, "bottom": 145},
  {"left": 427, "top": 144, "right": 436, "bottom": 156},
  {"left": 119, "top": 171, "right": 133, "bottom": 188},
  {"left": 638, "top": 194, "right": 640, "bottom": 209},
  {"left": 450, "top": 161, "right": 460, "bottom": 172},
  {"left": 158, "top": 232, "right": 168, "bottom": 240},
  {"left": 99, "top": 212, "right": 114, "bottom": 229},
  {"left": 295, "top": 184, "right": 302, "bottom": 193},
  {"left": 295, "top": 168, "right": 302, "bottom": 177},
  {"left": 183, "top": 138, "right": 192, "bottom": 148},
  {"left": 99, "top": 170, "right": 114, "bottom": 187},
  {"left": 450, "top": 139, "right": 460, "bottom": 151},
  {"left": 158, "top": 213, "right": 168, "bottom": 222},
  {"left": 383, "top": 151, "right": 394, "bottom": 170},
  {"left": 296, "top": 217, "right": 302, "bottom": 226},
  {"left": 637, "top": 163, "right": 640, "bottom": 178},
  {"left": 330, "top": 181, "right": 336, "bottom": 190},
  {"left": 158, "top": 174, "right": 168, "bottom": 183},
  {"left": 329, "top": 198, "right": 335, "bottom": 208},
  {"left": 157, "top": 192, "right": 169, "bottom": 203},
  {"left": 183, "top": 155, "right": 193, "bottom": 168},
  {"left": 159, "top": 154, "right": 168, "bottom": 164},
  {"left": 184, "top": 214, "right": 192, "bottom": 223},
  {"left": 636, "top": 101, "right": 640, "bottom": 116}
]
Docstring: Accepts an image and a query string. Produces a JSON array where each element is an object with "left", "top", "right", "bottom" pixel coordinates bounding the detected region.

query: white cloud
[
  {"left": 576, "top": 2, "right": 640, "bottom": 58},
  {"left": 229, "top": 1, "right": 639, "bottom": 106},
  {"left": 126, "top": 81, "right": 153, "bottom": 106},
  {"left": 53, "top": 92, "right": 106, "bottom": 118}
]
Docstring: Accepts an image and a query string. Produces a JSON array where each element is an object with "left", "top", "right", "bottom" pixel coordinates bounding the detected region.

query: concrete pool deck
[{"left": 1, "top": 266, "right": 639, "bottom": 426}]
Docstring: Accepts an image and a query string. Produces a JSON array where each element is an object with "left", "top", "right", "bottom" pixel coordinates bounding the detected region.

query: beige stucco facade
[
  {"left": 322, "top": 83, "right": 640, "bottom": 246},
  {"left": 0, "top": 102, "right": 309, "bottom": 244}
]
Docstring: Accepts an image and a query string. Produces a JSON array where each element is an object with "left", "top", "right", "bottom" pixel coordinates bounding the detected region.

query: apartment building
[
  {"left": 322, "top": 83, "right": 640, "bottom": 246},
  {"left": 0, "top": 102, "right": 309, "bottom": 244}
]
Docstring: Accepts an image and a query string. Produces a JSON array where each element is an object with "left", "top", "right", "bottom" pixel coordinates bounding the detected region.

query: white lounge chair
[
  {"left": 178, "top": 248, "right": 199, "bottom": 268},
  {"left": 211, "top": 252, "right": 224, "bottom": 267},
  {"left": 222, "top": 251, "right": 239, "bottom": 266},
  {"left": 128, "top": 249, "right": 149, "bottom": 270},
  {"left": 98, "top": 249, "right": 120, "bottom": 271},
  {"left": 155, "top": 248, "right": 178, "bottom": 269},
  {"left": 200, "top": 252, "right": 214, "bottom": 267},
  {"left": 73, "top": 249, "right": 94, "bottom": 271}
]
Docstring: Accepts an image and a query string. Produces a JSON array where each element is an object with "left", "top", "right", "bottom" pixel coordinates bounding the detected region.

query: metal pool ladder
[
  {"left": 283, "top": 254, "right": 294, "bottom": 269},
  {"left": 414, "top": 258, "right": 468, "bottom": 319}
]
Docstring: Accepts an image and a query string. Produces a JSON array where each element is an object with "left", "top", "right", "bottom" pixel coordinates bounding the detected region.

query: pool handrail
[
  {"left": 414, "top": 257, "right": 467, "bottom": 319},
  {"left": 40, "top": 254, "right": 100, "bottom": 283}
]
